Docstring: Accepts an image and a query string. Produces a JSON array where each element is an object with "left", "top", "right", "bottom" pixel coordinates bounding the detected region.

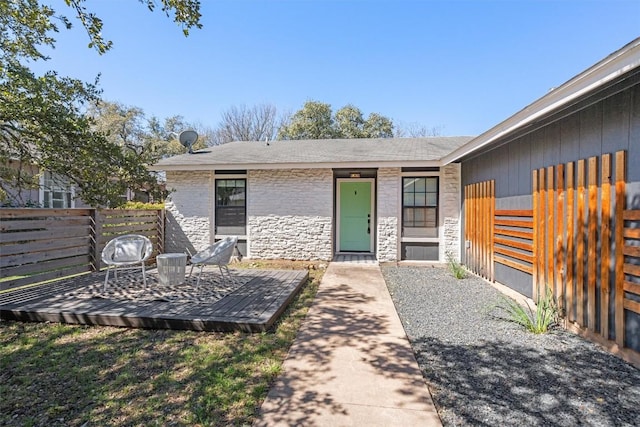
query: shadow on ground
[
  {"left": 256, "top": 265, "right": 435, "bottom": 426},
  {"left": 411, "top": 334, "right": 640, "bottom": 426}
]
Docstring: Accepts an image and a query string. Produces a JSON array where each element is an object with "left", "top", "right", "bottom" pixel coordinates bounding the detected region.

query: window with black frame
[
  {"left": 402, "top": 176, "right": 438, "bottom": 238},
  {"left": 215, "top": 179, "right": 246, "bottom": 235}
]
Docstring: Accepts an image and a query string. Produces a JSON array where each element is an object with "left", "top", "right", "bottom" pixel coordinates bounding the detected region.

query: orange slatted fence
[
  {"left": 464, "top": 180, "right": 494, "bottom": 281},
  {"left": 493, "top": 209, "right": 534, "bottom": 276},
  {"left": 465, "top": 150, "right": 637, "bottom": 364},
  {"left": 620, "top": 209, "right": 640, "bottom": 349},
  {"left": 530, "top": 151, "right": 639, "bottom": 362}
]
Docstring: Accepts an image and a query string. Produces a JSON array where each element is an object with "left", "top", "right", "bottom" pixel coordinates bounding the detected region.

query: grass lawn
[{"left": 0, "top": 260, "right": 323, "bottom": 427}]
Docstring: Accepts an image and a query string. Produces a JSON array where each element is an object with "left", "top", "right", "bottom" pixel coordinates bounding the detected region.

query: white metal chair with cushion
[
  {"left": 188, "top": 236, "right": 238, "bottom": 287},
  {"left": 101, "top": 234, "right": 153, "bottom": 291}
]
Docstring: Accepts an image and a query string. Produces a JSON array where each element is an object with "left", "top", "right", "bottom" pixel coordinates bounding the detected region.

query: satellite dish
[{"left": 179, "top": 130, "right": 198, "bottom": 154}]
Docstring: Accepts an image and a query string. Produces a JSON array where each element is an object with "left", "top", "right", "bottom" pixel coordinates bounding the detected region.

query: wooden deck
[{"left": 0, "top": 268, "right": 308, "bottom": 332}]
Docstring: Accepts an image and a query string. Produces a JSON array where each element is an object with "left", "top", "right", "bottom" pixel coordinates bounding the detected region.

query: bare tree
[
  {"left": 395, "top": 121, "right": 443, "bottom": 137},
  {"left": 216, "top": 104, "right": 282, "bottom": 143}
]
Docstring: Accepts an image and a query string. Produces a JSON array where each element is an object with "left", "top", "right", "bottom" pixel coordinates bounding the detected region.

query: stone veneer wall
[
  {"left": 247, "top": 169, "right": 333, "bottom": 260},
  {"left": 376, "top": 168, "right": 401, "bottom": 262},
  {"left": 440, "top": 163, "right": 461, "bottom": 261},
  {"left": 162, "top": 165, "right": 460, "bottom": 262},
  {"left": 164, "top": 170, "right": 212, "bottom": 254}
]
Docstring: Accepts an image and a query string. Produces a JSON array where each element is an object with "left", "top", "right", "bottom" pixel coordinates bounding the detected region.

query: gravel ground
[{"left": 381, "top": 265, "right": 640, "bottom": 427}]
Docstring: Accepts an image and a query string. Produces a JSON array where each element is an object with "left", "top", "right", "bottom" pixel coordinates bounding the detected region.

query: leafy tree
[
  {"left": 88, "top": 101, "right": 147, "bottom": 150},
  {"left": 0, "top": 0, "right": 201, "bottom": 207},
  {"left": 63, "top": 0, "right": 202, "bottom": 54},
  {"left": 334, "top": 105, "right": 366, "bottom": 138},
  {"left": 90, "top": 101, "right": 210, "bottom": 160},
  {"left": 278, "top": 101, "right": 336, "bottom": 140},
  {"left": 278, "top": 100, "right": 395, "bottom": 140},
  {"left": 147, "top": 115, "right": 211, "bottom": 155},
  {"left": 362, "top": 112, "right": 394, "bottom": 138}
]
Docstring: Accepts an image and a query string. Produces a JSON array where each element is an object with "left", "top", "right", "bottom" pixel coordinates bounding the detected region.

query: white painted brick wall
[
  {"left": 440, "top": 163, "right": 461, "bottom": 261},
  {"left": 163, "top": 165, "right": 460, "bottom": 263},
  {"left": 164, "top": 171, "right": 212, "bottom": 253},
  {"left": 248, "top": 169, "right": 333, "bottom": 260},
  {"left": 377, "top": 168, "right": 401, "bottom": 262}
]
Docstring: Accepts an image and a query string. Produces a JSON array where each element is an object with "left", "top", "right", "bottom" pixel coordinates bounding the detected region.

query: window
[
  {"left": 215, "top": 179, "right": 246, "bottom": 235},
  {"left": 402, "top": 177, "right": 438, "bottom": 238},
  {"left": 41, "top": 171, "right": 74, "bottom": 208}
]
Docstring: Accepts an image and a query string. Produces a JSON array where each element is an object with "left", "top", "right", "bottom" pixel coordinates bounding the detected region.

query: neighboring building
[
  {"left": 1, "top": 161, "right": 80, "bottom": 208},
  {"left": 151, "top": 137, "right": 473, "bottom": 262},
  {"left": 39, "top": 170, "right": 78, "bottom": 208},
  {"left": 1, "top": 160, "right": 159, "bottom": 208}
]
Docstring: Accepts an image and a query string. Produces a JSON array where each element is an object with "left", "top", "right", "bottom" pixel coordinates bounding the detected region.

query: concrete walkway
[{"left": 254, "top": 261, "right": 441, "bottom": 426}]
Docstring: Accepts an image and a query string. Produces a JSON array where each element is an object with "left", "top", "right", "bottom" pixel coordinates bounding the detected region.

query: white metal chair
[
  {"left": 101, "top": 234, "right": 153, "bottom": 291},
  {"left": 188, "top": 236, "right": 238, "bottom": 287}
]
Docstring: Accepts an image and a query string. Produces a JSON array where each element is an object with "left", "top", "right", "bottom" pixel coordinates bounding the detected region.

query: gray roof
[{"left": 151, "top": 137, "right": 474, "bottom": 171}]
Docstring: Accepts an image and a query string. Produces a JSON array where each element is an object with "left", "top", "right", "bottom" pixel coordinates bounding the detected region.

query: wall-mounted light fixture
[{"left": 350, "top": 172, "right": 361, "bottom": 178}]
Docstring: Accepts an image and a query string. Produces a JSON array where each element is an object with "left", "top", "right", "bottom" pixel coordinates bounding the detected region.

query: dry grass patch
[{"left": 0, "top": 260, "right": 323, "bottom": 427}]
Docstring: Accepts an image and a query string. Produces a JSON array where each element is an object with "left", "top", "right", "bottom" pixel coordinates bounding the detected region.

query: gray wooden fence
[{"left": 0, "top": 208, "right": 164, "bottom": 291}]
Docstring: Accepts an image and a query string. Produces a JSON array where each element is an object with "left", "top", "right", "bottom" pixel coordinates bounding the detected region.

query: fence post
[
  {"left": 546, "top": 166, "right": 555, "bottom": 303},
  {"left": 90, "top": 209, "right": 102, "bottom": 271},
  {"left": 537, "top": 168, "right": 546, "bottom": 303},
  {"left": 566, "top": 162, "right": 575, "bottom": 323},
  {"left": 556, "top": 164, "right": 565, "bottom": 313},
  {"left": 601, "top": 154, "right": 612, "bottom": 339},
  {"left": 532, "top": 170, "right": 539, "bottom": 301},
  {"left": 490, "top": 180, "right": 495, "bottom": 282},
  {"left": 615, "top": 150, "right": 627, "bottom": 347},
  {"left": 157, "top": 209, "right": 165, "bottom": 254},
  {"left": 576, "top": 160, "right": 586, "bottom": 326},
  {"left": 587, "top": 157, "right": 598, "bottom": 331}
]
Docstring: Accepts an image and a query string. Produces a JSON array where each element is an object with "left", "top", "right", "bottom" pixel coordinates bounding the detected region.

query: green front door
[{"left": 339, "top": 181, "right": 372, "bottom": 252}]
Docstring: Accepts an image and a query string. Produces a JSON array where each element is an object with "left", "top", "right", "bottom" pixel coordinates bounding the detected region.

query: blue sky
[{"left": 38, "top": 0, "right": 640, "bottom": 136}]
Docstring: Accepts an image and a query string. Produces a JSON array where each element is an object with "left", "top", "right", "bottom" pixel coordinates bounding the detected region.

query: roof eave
[
  {"left": 149, "top": 159, "right": 444, "bottom": 172},
  {"left": 441, "top": 37, "right": 640, "bottom": 165}
]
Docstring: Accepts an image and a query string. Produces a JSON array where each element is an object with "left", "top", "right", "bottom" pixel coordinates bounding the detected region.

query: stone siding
[
  {"left": 164, "top": 171, "right": 212, "bottom": 254},
  {"left": 162, "top": 165, "right": 460, "bottom": 263},
  {"left": 377, "top": 168, "right": 401, "bottom": 262},
  {"left": 440, "top": 163, "right": 461, "bottom": 261},
  {"left": 247, "top": 169, "right": 333, "bottom": 260}
]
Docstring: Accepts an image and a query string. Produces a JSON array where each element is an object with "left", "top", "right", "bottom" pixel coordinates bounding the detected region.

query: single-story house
[
  {"left": 153, "top": 136, "right": 473, "bottom": 262},
  {"left": 153, "top": 37, "right": 640, "bottom": 358}
]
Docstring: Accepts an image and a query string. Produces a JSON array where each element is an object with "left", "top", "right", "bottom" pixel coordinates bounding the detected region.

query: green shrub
[
  {"left": 497, "top": 288, "right": 558, "bottom": 334},
  {"left": 121, "top": 201, "right": 164, "bottom": 210},
  {"left": 446, "top": 251, "right": 467, "bottom": 279}
]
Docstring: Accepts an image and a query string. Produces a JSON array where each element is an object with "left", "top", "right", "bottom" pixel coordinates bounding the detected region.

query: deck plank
[{"left": 0, "top": 268, "right": 308, "bottom": 332}]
